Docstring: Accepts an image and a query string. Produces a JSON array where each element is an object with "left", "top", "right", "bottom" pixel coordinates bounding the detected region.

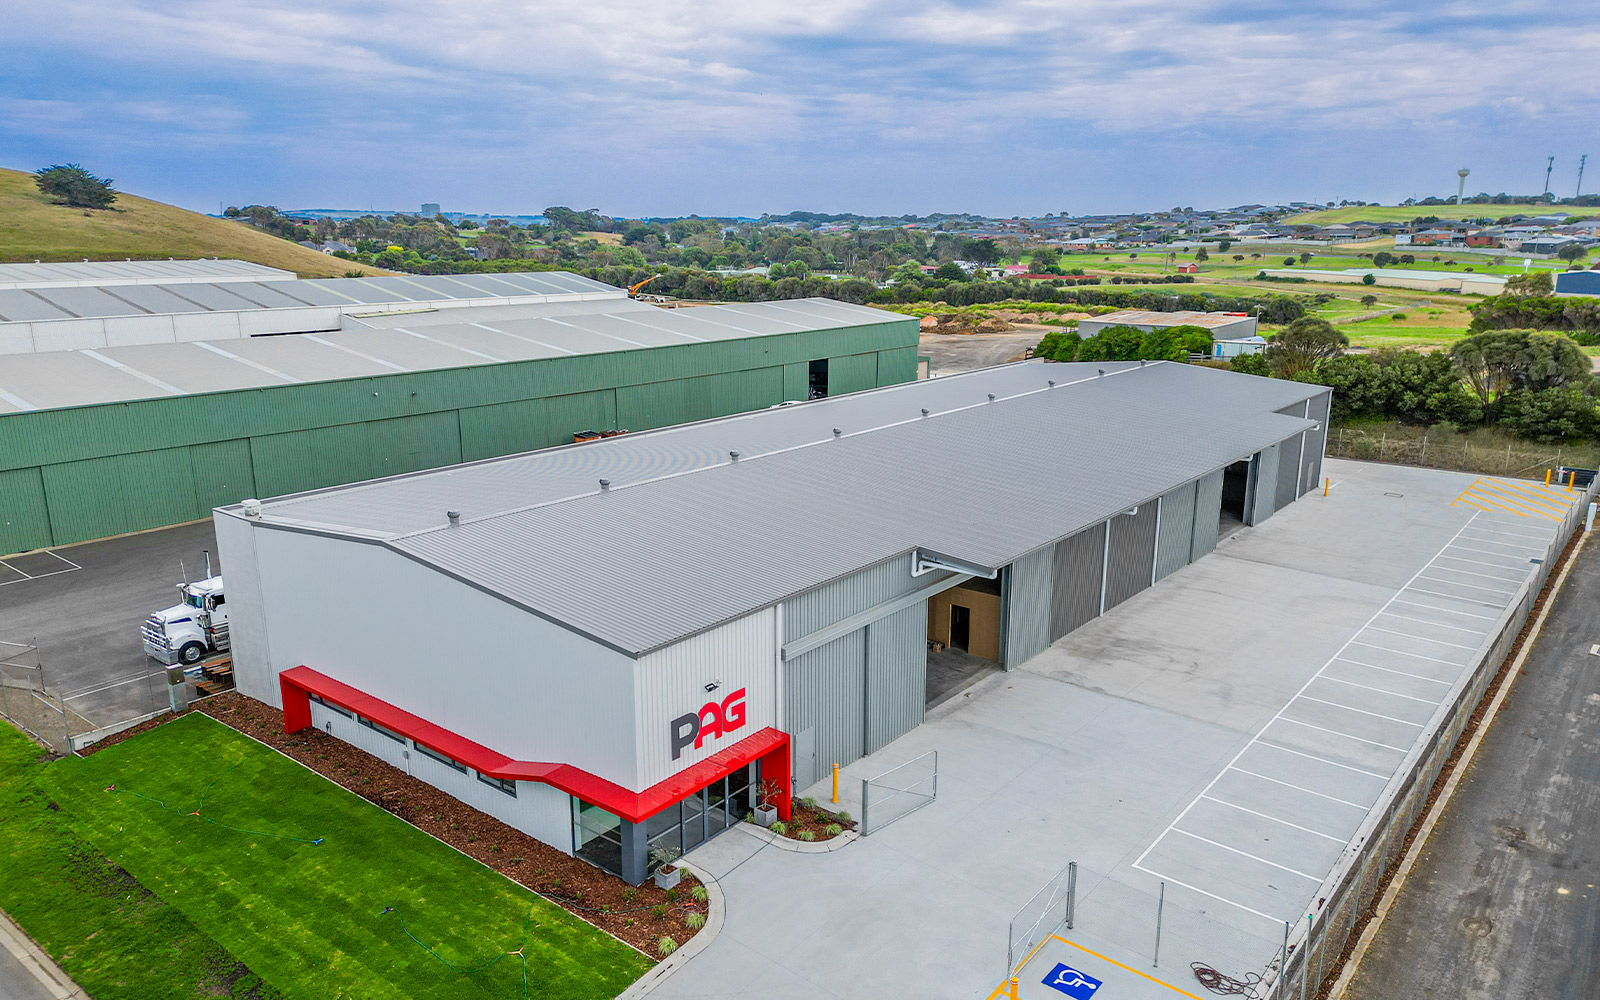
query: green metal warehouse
[{"left": 0, "top": 274, "right": 919, "bottom": 554}]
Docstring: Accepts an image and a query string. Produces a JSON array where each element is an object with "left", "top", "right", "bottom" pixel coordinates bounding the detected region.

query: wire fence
[
  {"left": 0, "top": 641, "right": 71, "bottom": 755},
  {"left": 1327, "top": 425, "right": 1600, "bottom": 478},
  {"left": 1007, "top": 860, "right": 1077, "bottom": 977},
  {"left": 859, "top": 749, "right": 937, "bottom": 835}
]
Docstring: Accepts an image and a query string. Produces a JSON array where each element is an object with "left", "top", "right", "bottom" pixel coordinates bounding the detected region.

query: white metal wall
[
  {"left": 233, "top": 525, "right": 645, "bottom": 790},
  {"left": 633, "top": 608, "right": 778, "bottom": 789},
  {"left": 783, "top": 553, "right": 943, "bottom": 641},
  {"left": 1250, "top": 444, "right": 1280, "bottom": 525},
  {"left": 214, "top": 512, "right": 274, "bottom": 706},
  {"left": 866, "top": 602, "right": 927, "bottom": 753},
  {"left": 785, "top": 631, "right": 865, "bottom": 789},
  {"left": 310, "top": 700, "right": 574, "bottom": 852}
]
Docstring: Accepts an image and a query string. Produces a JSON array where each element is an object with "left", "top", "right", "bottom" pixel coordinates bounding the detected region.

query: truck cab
[{"left": 141, "top": 576, "right": 229, "bottom": 668}]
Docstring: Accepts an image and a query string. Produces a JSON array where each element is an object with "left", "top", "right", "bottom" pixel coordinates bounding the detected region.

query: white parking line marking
[
  {"left": 1349, "top": 641, "right": 1469, "bottom": 666},
  {"left": 1417, "top": 575, "right": 1517, "bottom": 596},
  {"left": 1129, "top": 867, "right": 1293, "bottom": 924},
  {"left": 1167, "top": 829, "right": 1326, "bottom": 880},
  {"left": 1423, "top": 564, "right": 1525, "bottom": 584},
  {"left": 1199, "top": 795, "right": 1349, "bottom": 841},
  {"left": 1254, "top": 739, "right": 1395, "bottom": 780},
  {"left": 1335, "top": 658, "right": 1455, "bottom": 684},
  {"left": 1318, "top": 675, "right": 1441, "bottom": 704},
  {"left": 1403, "top": 587, "right": 1504, "bottom": 608},
  {"left": 1363, "top": 626, "right": 1478, "bottom": 650},
  {"left": 1452, "top": 541, "right": 1543, "bottom": 556},
  {"left": 1297, "top": 695, "right": 1427, "bottom": 726},
  {"left": 1228, "top": 766, "right": 1373, "bottom": 809},
  {"left": 0, "top": 551, "right": 83, "bottom": 587},
  {"left": 1274, "top": 717, "right": 1413, "bottom": 752},
  {"left": 1434, "top": 554, "right": 1533, "bottom": 571},
  {"left": 1377, "top": 612, "right": 1488, "bottom": 635},
  {"left": 1389, "top": 598, "right": 1497, "bottom": 620}
]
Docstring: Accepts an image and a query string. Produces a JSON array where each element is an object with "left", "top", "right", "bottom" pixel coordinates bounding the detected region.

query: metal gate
[{"left": 0, "top": 641, "right": 70, "bottom": 754}]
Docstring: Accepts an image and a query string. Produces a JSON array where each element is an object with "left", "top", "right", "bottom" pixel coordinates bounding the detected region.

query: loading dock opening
[
  {"left": 927, "top": 578, "right": 1003, "bottom": 708},
  {"left": 1221, "top": 459, "right": 1251, "bottom": 533},
  {"left": 809, "top": 358, "right": 829, "bottom": 398}
]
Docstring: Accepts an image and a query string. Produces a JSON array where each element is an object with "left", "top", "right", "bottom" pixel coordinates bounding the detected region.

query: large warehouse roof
[
  {"left": 0, "top": 297, "right": 901, "bottom": 413},
  {"left": 0, "top": 258, "right": 294, "bottom": 290},
  {"left": 235, "top": 362, "right": 1324, "bottom": 655},
  {"left": 0, "top": 271, "right": 614, "bottom": 324}
]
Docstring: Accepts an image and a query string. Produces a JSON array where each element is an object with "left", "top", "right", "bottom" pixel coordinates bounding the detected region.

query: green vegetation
[
  {"left": 0, "top": 167, "right": 387, "bottom": 277},
  {"left": 0, "top": 721, "right": 282, "bottom": 999},
  {"left": 1284, "top": 203, "right": 1563, "bottom": 225},
  {"left": 33, "top": 163, "right": 116, "bottom": 209},
  {"left": 37, "top": 714, "right": 650, "bottom": 1000}
]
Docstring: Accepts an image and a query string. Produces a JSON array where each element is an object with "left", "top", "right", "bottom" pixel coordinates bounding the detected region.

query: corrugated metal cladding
[
  {"left": 1302, "top": 391, "right": 1330, "bottom": 496},
  {"left": 1251, "top": 444, "right": 1280, "bottom": 525},
  {"left": 785, "top": 632, "right": 865, "bottom": 789},
  {"left": 1191, "top": 470, "right": 1224, "bottom": 560},
  {"left": 1155, "top": 482, "right": 1197, "bottom": 581},
  {"left": 1050, "top": 524, "right": 1105, "bottom": 640},
  {"left": 1001, "top": 547, "right": 1053, "bottom": 667},
  {"left": 865, "top": 603, "right": 927, "bottom": 753},
  {"left": 782, "top": 554, "right": 933, "bottom": 641},
  {"left": 1104, "top": 502, "right": 1159, "bottom": 610},
  {"left": 0, "top": 320, "right": 918, "bottom": 554},
  {"left": 1276, "top": 424, "right": 1304, "bottom": 511}
]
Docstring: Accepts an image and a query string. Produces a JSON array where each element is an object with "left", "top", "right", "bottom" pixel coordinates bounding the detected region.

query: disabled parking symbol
[{"left": 1042, "top": 962, "right": 1102, "bottom": 998}]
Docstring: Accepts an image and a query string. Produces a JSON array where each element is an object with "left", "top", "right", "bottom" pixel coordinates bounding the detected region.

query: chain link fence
[
  {"left": 859, "top": 749, "right": 937, "bottom": 835},
  {"left": 1328, "top": 425, "right": 1600, "bottom": 478},
  {"left": 0, "top": 641, "right": 71, "bottom": 755}
]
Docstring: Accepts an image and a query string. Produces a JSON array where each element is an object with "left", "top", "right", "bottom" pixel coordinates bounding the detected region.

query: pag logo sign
[{"left": 670, "top": 688, "right": 747, "bottom": 760}]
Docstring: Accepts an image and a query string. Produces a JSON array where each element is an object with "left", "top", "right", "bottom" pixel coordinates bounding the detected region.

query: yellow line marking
[
  {"left": 1455, "top": 489, "right": 1540, "bottom": 518},
  {"left": 1467, "top": 487, "right": 1559, "bottom": 519},
  {"left": 1477, "top": 480, "right": 1569, "bottom": 512},
  {"left": 1490, "top": 478, "right": 1569, "bottom": 503},
  {"left": 1050, "top": 937, "right": 1208, "bottom": 1000},
  {"left": 990, "top": 932, "right": 1063, "bottom": 999}
]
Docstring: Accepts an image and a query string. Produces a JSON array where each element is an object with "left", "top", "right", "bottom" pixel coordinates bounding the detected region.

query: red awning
[{"left": 280, "top": 665, "right": 786, "bottom": 824}]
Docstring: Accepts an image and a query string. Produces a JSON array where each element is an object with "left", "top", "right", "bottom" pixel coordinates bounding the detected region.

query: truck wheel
[{"left": 179, "top": 642, "right": 205, "bottom": 665}]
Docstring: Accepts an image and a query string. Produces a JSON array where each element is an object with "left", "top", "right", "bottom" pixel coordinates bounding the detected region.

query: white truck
[{"left": 141, "top": 574, "right": 229, "bottom": 668}]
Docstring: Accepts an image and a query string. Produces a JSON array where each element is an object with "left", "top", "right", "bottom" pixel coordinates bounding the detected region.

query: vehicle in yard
[{"left": 141, "top": 572, "right": 228, "bottom": 668}]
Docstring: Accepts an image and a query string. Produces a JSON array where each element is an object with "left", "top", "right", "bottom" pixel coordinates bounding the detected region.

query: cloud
[{"left": 2, "top": 1, "right": 1597, "bottom": 213}]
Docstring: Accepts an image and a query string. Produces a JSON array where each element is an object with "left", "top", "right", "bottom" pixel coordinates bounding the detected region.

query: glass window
[
  {"left": 356, "top": 715, "right": 405, "bottom": 743},
  {"left": 416, "top": 742, "right": 467, "bottom": 773},
  {"left": 308, "top": 693, "right": 352, "bottom": 718},
  {"left": 573, "top": 800, "right": 624, "bottom": 876},
  {"left": 477, "top": 773, "right": 516, "bottom": 796}
]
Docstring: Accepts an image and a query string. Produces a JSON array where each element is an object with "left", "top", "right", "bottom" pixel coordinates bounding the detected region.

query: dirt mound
[{"left": 921, "top": 313, "right": 1014, "bottom": 335}]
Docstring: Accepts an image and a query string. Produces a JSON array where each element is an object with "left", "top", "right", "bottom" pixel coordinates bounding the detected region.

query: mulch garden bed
[
  {"left": 80, "top": 692, "right": 707, "bottom": 959},
  {"left": 771, "top": 797, "right": 856, "bottom": 842}
]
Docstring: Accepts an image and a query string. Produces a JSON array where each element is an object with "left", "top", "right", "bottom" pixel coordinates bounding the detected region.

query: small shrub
[
  {"left": 510, "top": 857, "right": 523, "bottom": 864},
  {"left": 665, "top": 888, "right": 679, "bottom": 902},
  {"left": 626, "top": 917, "right": 635, "bottom": 927},
  {"left": 685, "top": 912, "right": 705, "bottom": 930},
  {"left": 1391, "top": 312, "right": 1407, "bottom": 320},
  {"left": 623, "top": 887, "right": 638, "bottom": 903},
  {"left": 834, "top": 810, "right": 852, "bottom": 824},
  {"left": 690, "top": 885, "right": 709, "bottom": 903},
  {"left": 796, "top": 830, "right": 816, "bottom": 842},
  {"left": 651, "top": 905, "right": 667, "bottom": 920},
  {"left": 795, "top": 797, "right": 817, "bottom": 810},
  {"left": 824, "top": 823, "right": 843, "bottom": 837},
  {"left": 768, "top": 821, "right": 787, "bottom": 836},
  {"left": 450, "top": 823, "right": 458, "bottom": 830},
  {"left": 658, "top": 936, "right": 678, "bottom": 957}
]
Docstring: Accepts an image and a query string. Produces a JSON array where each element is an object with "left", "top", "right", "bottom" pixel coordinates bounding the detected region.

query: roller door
[
  {"left": 1191, "top": 469, "right": 1223, "bottom": 560},
  {"left": 1104, "top": 502, "right": 1159, "bottom": 610},
  {"left": 1276, "top": 431, "right": 1303, "bottom": 512},
  {"left": 1002, "top": 548, "right": 1053, "bottom": 667},
  {"left": 1050, "top": 524, "right": 1105, "bottom": 640},
  {"left": 1155, "top": 482, "right": 1197, "bottom": 582},
  {"left": 1250, "top": 445, "right": 1279, "bottom": 525}
]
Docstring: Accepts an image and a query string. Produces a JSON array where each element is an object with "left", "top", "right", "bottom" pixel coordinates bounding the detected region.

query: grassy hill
[
  {"left": 0, "top": 167, "right": 388, "bottom": 277},
  {"left": 1285, "top": 203, "right": 1563, "bottom": 225}
]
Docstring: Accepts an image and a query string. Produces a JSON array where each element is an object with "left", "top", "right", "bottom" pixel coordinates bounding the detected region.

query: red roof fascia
[{"left": 279, "top": 666, "right": 786, "bottom": 823}]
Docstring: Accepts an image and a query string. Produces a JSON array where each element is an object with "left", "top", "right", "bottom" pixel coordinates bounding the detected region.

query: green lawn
[
  {"left": 1283, "top": 203, "right": 1568, "bottom": 225},
  {"left": 37, "top": 714, "right": 650, "bottom": 1000},
  {"left": 0, "top": 721, "right": 282, "bottom": 998}
]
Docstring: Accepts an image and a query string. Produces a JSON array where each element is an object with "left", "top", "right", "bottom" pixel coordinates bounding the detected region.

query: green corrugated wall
[{"left": 0, "top": 316, "right": 920, "bottom": 554}]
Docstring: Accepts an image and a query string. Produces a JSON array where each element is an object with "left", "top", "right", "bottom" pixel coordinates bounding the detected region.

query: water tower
[{"left": 1456, "top": 168, "right": 1470, "bottom": 205}]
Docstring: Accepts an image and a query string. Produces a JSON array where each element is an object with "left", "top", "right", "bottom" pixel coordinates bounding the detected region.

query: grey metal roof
[
  {"left": 0, "top": 297, "right": 904, "bottom": 413},
  {"left": 0, "top": 258, "right": 295, "bottom": 290},
  {"left": 0, "top": 270, "right": 617, "bottom": 323},
  {"left": 239, "top": 362, "right": 1325, "bottom": 655}
]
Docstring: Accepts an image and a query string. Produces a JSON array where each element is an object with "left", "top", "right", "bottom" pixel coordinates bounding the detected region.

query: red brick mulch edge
[{"left": 80, "top": 692, "right": 707, "bottom": 959}]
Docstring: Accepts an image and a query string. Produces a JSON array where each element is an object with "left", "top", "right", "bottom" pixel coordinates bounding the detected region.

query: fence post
[
  {"left": 1277, "top": 920, "right": 1291, "bottom": 1000},
  {"left": 1153, "top": 880, "right": 1165, "bottom": 968},
  {"left": 860, "top": 778, "right": 870, "bottom": 835},
  {"left": 1066, "top": 861, "right": 1077, "bottom": 930}
]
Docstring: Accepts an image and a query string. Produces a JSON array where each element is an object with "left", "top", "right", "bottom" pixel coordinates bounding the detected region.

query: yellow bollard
[
  {"left": 1008, "top": 976, "right": 1019, "bottom": 999},
  {"left": 1569, "top": 470, "right": 1576, "bottom": 493},
  {"left": 1546, "top": 468, "right": 1553, "bottom": 487},
  {"left": 1323, "top": 477, "right": 1330, "bottom": 497},
  {"left": 831, "top": 763, "right": 839, "bottom": 803}
]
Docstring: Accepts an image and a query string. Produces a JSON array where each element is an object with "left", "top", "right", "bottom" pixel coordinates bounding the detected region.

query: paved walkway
[
  {"left": 1345, "top": 537, "right": 1600, "bottom": 1000},
  {"left": 655, "top": 461, "right": 1562, "bottom": 1000},
  {"left": 0, "top": 909, "right": 84, "bottom": 1000}
]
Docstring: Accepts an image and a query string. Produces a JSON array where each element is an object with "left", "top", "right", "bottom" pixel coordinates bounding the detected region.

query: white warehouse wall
[
  {"left": 633, "top": 609, "right": 779, "bottom": 789},
  {"left": 219, "top": 518, "right": 646, "bottom": 791}
]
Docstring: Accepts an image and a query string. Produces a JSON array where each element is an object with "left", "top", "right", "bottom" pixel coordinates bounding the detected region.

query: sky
[{"left": 3, "top": 1, "right": 1597, "bottom": 218}]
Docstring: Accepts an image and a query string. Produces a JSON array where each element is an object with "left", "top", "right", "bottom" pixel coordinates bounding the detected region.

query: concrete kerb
[
  {"left": 616, "top": 858, "right": 726, "bottom": 999},
  {"left": 0, "top": 907, "right": 89, "bottom": 999},
  {"left": 737, "top": 821, "right": 860, "bottom": 853},
  {"left": 1326, "top": 528, "right": 1589, "bottom": 999}
]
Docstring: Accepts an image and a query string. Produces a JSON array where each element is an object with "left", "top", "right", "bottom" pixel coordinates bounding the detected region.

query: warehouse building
[
  {"left": 1076, "top": 310, "right": 1258, "bottom": 340},
  {"left": 0, "top": 258, "right": 295, "bottom": 291},
  {"left": 217, "top": 361, "right": 1332, "bottom": 883},
  {"left": 0, "top": 269, "right": 918, "bottom": 554}
]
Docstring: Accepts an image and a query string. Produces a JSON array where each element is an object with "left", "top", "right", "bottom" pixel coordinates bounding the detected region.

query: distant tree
[
  {"left": 1372, "top": 251, "right": 1395, "bottom": 267},
  {"left": 1361, "top": 273, "right": 1376, "bottom": 285},
  {"left": 1284, "top": 256, "right": 1297, "bottom": 266},
  {"left": 1034, "top": 330, "right": 1081, "bottom": 361},
  {"left": 1502, "top": 271, "right": 1553, "bottom": 297},
  {"left": 1233, "top": 254, "right": 1244, "bottom": 261},
  {"left": 1218, "top": 239, "right": 1233, "bottom": 252},
  {"left": 1229, "top": 352, "right": 1271, "bottom": 377},
  {"left": 1360, "top": 294, "right": 1378, "bottom": 306},
  {"left": 1299, "top": 251, "right": 1313, "bottom": 265},
  {"left": 1449, "top": 329, "right": 1591, "bottom": 418},
  {"left": 1195, "top": 247, "right": 1209, "bottom": 262},
  {"left": 1558, "top": 243, "right": 1588, "bottom": 263},
  {"left": 34, "top": 163, "right": 116, "bottom": 209},
  {"left": 1030, "top": 246, "right": 1060, "bottom": 273},
  {"left": 932, "top": 260, "right": 964, "bottom": 281},
  {"left": 1266, "top": 317, "right": 1348, "bottom": 377},
  {"left": 1076, "top": 324, "right": 1147, "bottom": 362}
]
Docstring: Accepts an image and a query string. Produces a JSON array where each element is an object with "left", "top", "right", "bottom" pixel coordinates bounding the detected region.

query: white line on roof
[
  {"left": 304, "top": 334, "right": 410, "bottom": 372},
  {"left": 393, "top": 327, "right": 504, "bottom": 363},
  {"left": 78, "top": 349, "right": 184, "bottom": 395},
  {"left": 468, "top": 321, "right": 579, "bottom": 355},
  {"left": 192, "top": 340, "right": 301, "bottom": 383}
]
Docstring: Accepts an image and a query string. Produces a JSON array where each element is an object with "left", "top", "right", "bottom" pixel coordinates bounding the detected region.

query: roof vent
[
  {"left": 729, "top": 450, "right": 741, "bottom": 462},
  {"left": 1047, "top": 379, "right": 1056, "bottom": 387},
  {"left": 921, "top": 408, "right": 930, "bottom": 416},
  {"left": 599, "top": 478, "right": 612, "bottom": 491},
  {"left": 446, "top": 510, "right": 461, "bottom": 526},
  {"left": 1098, "top": 369, "right": 1106, "bottom": 376},
  {"left": 987, "top": 393, "right": 996, "bottom": 401},
  {"left": 833, "top": 428, "right": 842, "bottom": 437},
  {"left": 241, "top": 498, "right": 263, "bottom": 518}
]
